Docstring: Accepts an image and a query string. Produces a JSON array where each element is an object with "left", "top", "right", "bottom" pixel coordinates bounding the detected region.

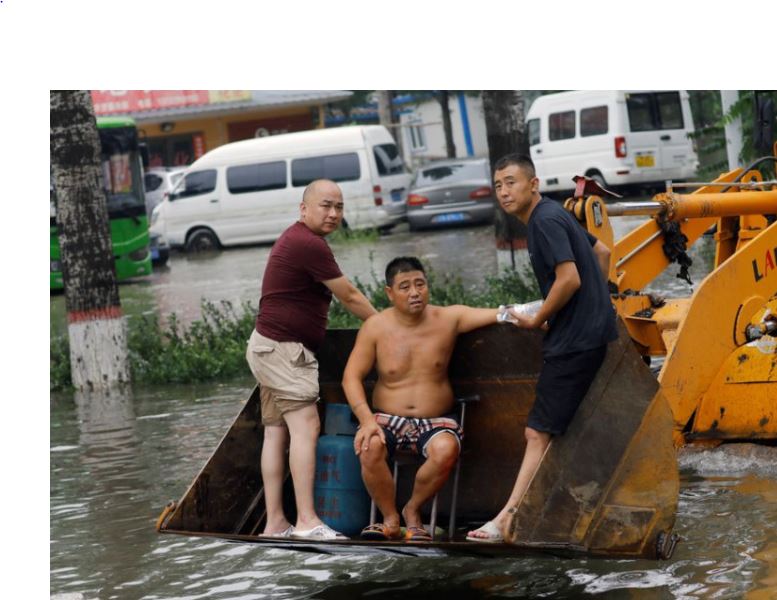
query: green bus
[{"left": 50, "top": 116, "right": 152, "bottom": 290}]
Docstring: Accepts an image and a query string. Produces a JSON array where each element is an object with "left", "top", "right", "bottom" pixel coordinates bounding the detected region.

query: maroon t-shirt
[{"left": 256, "top": 221, "right": 343, "bottom": 352}]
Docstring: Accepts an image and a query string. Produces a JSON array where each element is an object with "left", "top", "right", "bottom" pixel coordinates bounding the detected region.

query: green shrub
[{"left": 50, "top": 267, "right": 539, "bottom": 391}]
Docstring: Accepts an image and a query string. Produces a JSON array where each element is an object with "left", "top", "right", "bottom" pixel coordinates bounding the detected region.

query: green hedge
[{"left": 50, "top": 266, "right": 539, "bottom": 392}]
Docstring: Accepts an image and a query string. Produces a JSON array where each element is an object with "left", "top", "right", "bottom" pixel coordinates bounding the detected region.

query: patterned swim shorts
[{"left": 374, "top": 412, "right": 463, "bottom": 459}]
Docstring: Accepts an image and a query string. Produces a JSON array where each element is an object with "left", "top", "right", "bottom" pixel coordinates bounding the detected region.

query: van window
[
  {"left": 580, "top": 106, "right": 608, "bottom": 136},
  {"left": 227, "top": 161, "right": 286, "bottom": 194},
  {"left": 627, "top": 92, "right": 684, "bottom": 131},
  {"left": 373, "top": 144, "right": 406, "bottom": 175},
  {"left": 171, "top": 169, "right": 217, "bottom": 199},
  {"left": 549, "top": 111, "right": 575, "bottom": 141},
  {"left": 528, "top": 119, "right": 540, "bottom": 146},
  {"left": 655, "top": 92, "right": 684, "bottom": 129},
  {"left": 292, "top": 153, "right": 361, "bottom": 187}
]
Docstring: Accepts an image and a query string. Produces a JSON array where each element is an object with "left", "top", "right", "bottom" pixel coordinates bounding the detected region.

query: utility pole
[
  {"left": 50, "top": 90, "right": 130, "bottom": 390},
  {"left": 720, "top": 90, "right": 744, "bottom": 170}
]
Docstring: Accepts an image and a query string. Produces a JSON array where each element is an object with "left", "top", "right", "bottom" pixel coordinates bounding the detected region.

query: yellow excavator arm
[{"left": 565, "top": 162, "right": 777, "bottom": 446}]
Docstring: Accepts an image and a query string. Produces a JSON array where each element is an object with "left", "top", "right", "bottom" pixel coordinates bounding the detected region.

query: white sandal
[{"left": 466, "top": 520, "right": 504, "bottom": 543}]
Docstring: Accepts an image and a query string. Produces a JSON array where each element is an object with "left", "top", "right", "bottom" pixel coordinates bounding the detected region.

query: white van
[
  {"left": 150, "top": 125, "right": 411, "bottom": 251},
  {"left": 526, "top": 91, "right": 699, "bottom": 194}
]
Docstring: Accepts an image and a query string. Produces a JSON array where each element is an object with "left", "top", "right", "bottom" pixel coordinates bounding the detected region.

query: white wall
[{"left": 399, "top": 93, "right": 489, "bottom": 169}]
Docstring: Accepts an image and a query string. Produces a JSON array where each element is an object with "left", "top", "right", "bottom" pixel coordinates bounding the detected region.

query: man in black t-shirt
[{"left": 467, "top": 154, "right": 616, "bottom": 543}]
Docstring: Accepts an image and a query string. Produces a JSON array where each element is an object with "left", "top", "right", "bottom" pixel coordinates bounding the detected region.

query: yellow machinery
[{"left": 564, "top": 155, "right": 777, "bottom": 446}]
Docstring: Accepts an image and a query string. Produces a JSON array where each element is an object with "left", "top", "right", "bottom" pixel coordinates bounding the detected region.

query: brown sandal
[
  {"left": 404, "top": 526, "right": 432, "bottom": 541},
  {"left": 361, "top": 523, "right": 403, "bottom": 541}
]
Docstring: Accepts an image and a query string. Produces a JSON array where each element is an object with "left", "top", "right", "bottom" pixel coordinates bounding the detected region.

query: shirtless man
[{"left": 341, "top": 256, "right": 503, "bottom": 541}]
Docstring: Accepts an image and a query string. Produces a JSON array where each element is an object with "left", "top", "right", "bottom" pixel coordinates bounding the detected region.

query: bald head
[
  {"left": 299, "top": 179, "right": 345, "bottom": 236},
  {"left": 303, "top": 179, "right": 341, "bottom": 205}
]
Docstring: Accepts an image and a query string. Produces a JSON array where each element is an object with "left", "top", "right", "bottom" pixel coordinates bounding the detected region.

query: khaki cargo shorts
[{"left": 246, "top": 329, "right": 319, "bottom": 425}]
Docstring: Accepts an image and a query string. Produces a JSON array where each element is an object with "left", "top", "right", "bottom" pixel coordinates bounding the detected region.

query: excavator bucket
[
  {"left": 505, "top": 319, "right": 679, "bottom": 558},
  {"left": 158, "top": 321, "right": 678, "bottom": 558}
]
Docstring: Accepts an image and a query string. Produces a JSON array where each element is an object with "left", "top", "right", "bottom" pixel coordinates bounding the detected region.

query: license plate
[
  {"left": 636, "top": 154, "right": 655, "bottom": 168},
  {"left": 391, "top": 190, "right": 403, "bottom": 202},
  {"left": 150, "top": 247, "right": 160, "bottom": 260},
  {"left": 432, "top": 212, "right": 466, "bottom": 224}
]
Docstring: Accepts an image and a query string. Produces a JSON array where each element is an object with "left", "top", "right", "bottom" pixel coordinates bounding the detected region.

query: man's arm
[
  {"left": 591, "top": 239, "right": 611, "bottom": 282},
  {"left": 341, "top": 320, "right": 385, "bottom": 453},
  {"left": 448, "top": 306, "right": 501, "bottom": 334},
  {"left": 324, "top": 275, "right": 378, "bottom": 321},
  {"left": 513, "top": 261, "right": 580, "bottom": 329}
]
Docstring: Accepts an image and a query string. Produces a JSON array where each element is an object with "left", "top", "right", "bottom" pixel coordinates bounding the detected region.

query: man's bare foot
[
  {"left": 401, "top": 504, "right": 423, "bottom": 530},
  {"left": 361, "top": 521, "right": 402, "bottom": 540},
  {"left": 466, "top": 518, "right": 505, "bottom": 542},
  {"left": 262, "top": 518, "right": 293, "bottom": 536},
  {"left": 294, "top": 516, "right": 324, "bottom": 531}
]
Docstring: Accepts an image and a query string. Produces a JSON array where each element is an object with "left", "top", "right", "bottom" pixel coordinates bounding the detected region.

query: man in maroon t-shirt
[{"left": 246, "top": 179, "right": 376, "bottom": 541}]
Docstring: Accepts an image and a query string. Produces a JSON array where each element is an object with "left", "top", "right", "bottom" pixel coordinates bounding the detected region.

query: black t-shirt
[{"left": 527, "top": 197, "right": 617, "bottom": 357}]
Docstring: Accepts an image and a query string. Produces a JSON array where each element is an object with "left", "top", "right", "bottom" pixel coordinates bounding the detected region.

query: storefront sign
[{"left": 92, "top": 91, "right": 251, "bottom": 115}]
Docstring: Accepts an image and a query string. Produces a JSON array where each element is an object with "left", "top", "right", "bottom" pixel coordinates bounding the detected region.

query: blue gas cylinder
[{"left": 314, "top": 404, "right": 370, "bottom": 536}]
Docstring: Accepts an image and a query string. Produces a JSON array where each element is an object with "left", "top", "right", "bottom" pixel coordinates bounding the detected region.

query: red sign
[{"left": 92, "top": 91, "right": 211, "bottom": 115}]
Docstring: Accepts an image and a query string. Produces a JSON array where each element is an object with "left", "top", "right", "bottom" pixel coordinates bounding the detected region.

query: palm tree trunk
[
  {"left": 482, "top": 90, "right": 529, "bottom": 266},
  {"left": 50, "top": 90, "right": 130, "bottom": 389}
]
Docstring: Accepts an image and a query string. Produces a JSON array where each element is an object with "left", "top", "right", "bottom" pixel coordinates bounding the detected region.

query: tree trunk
[
  {"left": 377, "top": 90, "right": 393, "bottom": 131},
  {"left": 482, "top": 91, "right": 529, "bottom": 266},
  {"left": 437, "top": 91, "right": 457, "bottom": 158},
  {"left": 50, "top": 90, "right": 130, "bottom": 390},
  {"left": 720, "top": 90, "right": 744, "bottom": 169}
]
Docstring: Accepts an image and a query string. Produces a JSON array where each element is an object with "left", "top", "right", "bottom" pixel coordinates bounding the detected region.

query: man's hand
[
  {"left": 354, "top": 419, "right": 385, "bottom": 455},
  {"left": 508, "top": 309, "right": 547, "bottom": 330}
]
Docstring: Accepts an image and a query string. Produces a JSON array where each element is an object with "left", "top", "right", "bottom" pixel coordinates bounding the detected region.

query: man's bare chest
[{"left": 376, "top": 326, "right": 456, "bottom": 376}]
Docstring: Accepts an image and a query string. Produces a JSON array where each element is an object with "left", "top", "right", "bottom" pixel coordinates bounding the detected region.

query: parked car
[
  {"left": 406, "top": 158, "right": 495, "bottom": 231},
  {"left": 144, "top": 167, "right": 186, "bottom": 215}
]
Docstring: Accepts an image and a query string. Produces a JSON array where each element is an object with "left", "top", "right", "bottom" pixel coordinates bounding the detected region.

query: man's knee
[
  {"left": 425, "top": 433, "right": 460, "bottom": 470},
  {"left": 284, "top": 403, "right": 320, "bottom": 436},
  {"left": 359, "top": 436, "right": 388, "bottom": 468},
  {"left": 263, "top": 424, "right": 288, "bottom": 443}
]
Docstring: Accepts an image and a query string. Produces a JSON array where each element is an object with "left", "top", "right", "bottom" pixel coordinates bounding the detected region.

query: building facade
[{"left": 91, "top": 90, "right": 353, "bottom": 167}]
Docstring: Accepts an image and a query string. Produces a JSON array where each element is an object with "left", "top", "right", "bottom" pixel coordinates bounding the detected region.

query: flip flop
[
  {"left": 258, "top": 525, "right": 295, "bottom": 539},
  {"left": 466, "top": 520, "right": 504, "bottom": 543},
  {"left": 404, "top": 526, "right": 433, "bottom": 542},
  {"left": 361, "top": 523, "right": 403, "bottom": 541},
  {"left": 289, "top": 524, "right": 348, "bottom": 541}
]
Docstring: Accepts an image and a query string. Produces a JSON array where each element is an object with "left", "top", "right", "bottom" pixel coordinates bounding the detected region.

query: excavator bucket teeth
[{"left": 505, "top": 318, "right": 679, "bottom": 558}]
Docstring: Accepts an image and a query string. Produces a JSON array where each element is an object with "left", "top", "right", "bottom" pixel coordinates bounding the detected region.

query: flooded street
[
  {"left": 50, "top": 223, "right": 500, "bottom": 334},
  {"left": 51, "top": 212, "right": 776, "bottom": 599},
  {"left": 50, "top": 214, "right": 711, "bottom": 335}
]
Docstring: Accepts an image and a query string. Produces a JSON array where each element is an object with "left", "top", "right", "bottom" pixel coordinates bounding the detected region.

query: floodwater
[
  {"left": 51, "top": 215, "right": 776, "bottom": 599},
  {"left": 50, "top": 382, "right": 777, "bottom": 599}
]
